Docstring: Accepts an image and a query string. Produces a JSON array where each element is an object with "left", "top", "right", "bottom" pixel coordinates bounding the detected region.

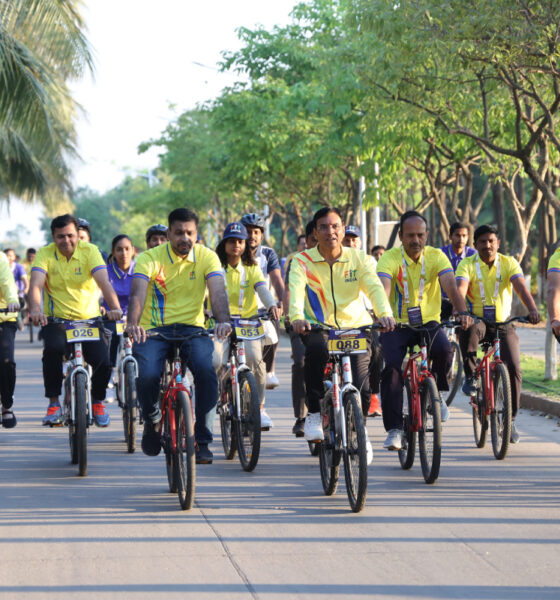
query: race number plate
[
  {"left": 233, "top": 318, "right": 265, "bottom": 340},
  {"left": 115, "top": 320, "right": 125, "bottom": 335},
  {"left": 65, "top": 322, "right": 100, "bottom": 342},
  {"left": 328, "top": 329, "right": 367, "bottom": 354}
]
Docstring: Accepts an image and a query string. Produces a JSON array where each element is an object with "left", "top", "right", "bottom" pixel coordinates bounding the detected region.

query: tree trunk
[{"left": 491, "top": 181, "right": 507, "bottom": 253}]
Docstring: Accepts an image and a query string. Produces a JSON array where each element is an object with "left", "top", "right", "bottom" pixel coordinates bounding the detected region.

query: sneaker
[
  {"left": 368, "top": 393, "right": 382, "bottom": 417},
  {"left": 42, "top": 404, "right": 62, "bottom": 426},
  {"left": 92, "top": 402, "right": 110, "bottom": 427},
  {"left": 196, "top": 443, "right": 213, "bottom": 464},
  {"left": 141, "top": 421, "right": 161, "bottom": 456},
  {"left": 440, "top": 398, "right": 450, "bottom": 422},
  {"left": 461, "top": 376, "right": 477, "bottom": 396},
  {"left": 292, "top": 417, "right": 306, "bottom": 437},
  {"left": 383, "top": 428, "right": 403, "bottom": 451},
  {"left": 1, "top": 409, "right": 17, "bottom": 429},
  {"left": 304, "top": 412, "right": 323, "bottom": 442},
  {"left": 260, "top": 408, "right": 273, "bottom": 429},
  {"left": 510, "top": 422, "right": 520, "bottom": 444},
  {"left": 266, "top": 372, "right": 279, "bottom": 389},
  {"left": 364, "top": 426, "right": 373, "bottom": 465}
]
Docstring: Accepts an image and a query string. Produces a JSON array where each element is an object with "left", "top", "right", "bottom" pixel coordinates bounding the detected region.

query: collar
[
  {"left": 111, "top": 260, "right": 135, "bottom": 279},
  {"left": 303, "top": 245, "right": 349, "bottom": 264},
  {"left": 166, "top": 242, "right": 195, "bottom": 264},
  {"left": 402, "top": 247, "right": 424, "bottom": 265}
]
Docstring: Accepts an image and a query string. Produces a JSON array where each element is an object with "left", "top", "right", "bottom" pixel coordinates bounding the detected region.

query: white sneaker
[
  {"left": 383, "top": 429, "right": 403, "bottom": 451},
  {"left": 440, "top": 398, "right": 450, "bottom": 422},
  {"left": 260, "top": 408, "right": 273, "bottom": 429},
  {"left": 364, "top": 426, "right": 373, "bottom": 465},
  {"left": 266, "top": 372, "right": 279, "bottom": 389},
  {"left": 304, "top": 412, "right": 323, "bottom": 442}
]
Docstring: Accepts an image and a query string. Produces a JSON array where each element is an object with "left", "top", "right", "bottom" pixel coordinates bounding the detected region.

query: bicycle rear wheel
[
  {"left": 72, "top": 372, "right": 88, "bottom": 477},
  {"left": 236, "top": 370, "right": 261, "bottom": 472},
  {"left": 472, "top": 373, "right": 488, "bottom": 448},
  {"left": 164, "top": 405, "right": 176, "bottom": 493},
  {"left": 399, "top": 380, "right": 416, "bottom": 470},
  {"left": 175, "top": 391, "right": 196, "bottom": 510},
  {"left": 318, "top": 392, "right": 340, "bottom": 496},
  {"left": 123, "top": 362, "right": 138, "bottom": 454},
  {"left": 342, "top": 391, "right": 368, "bottom": 513},
  {"left": 418, "top": 377, "right": 441, "bottom": 484},
  {"left": 490, "top": 363, "right": 512, "bottom": 460},
  {"left": 445, "top": 340, "right": 463, "bottom": 407},
  {"left": 218, "top": 378, "right": 237, "bottom": 460}
]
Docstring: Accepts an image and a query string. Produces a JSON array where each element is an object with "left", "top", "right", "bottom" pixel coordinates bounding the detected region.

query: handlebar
[
  {"left": 48, "top": 317, "right": 103, "bottom": 325},
  {"left": 145, "top": 330, "right": 209, "bottom": 343},
  {"left": 475, "top": 315, "right": 530, "bottom": 327},
  {"left": 309, "top": 323, "right": 384, "bottom": 332},
  {"left": 395, "top": 319, "right": 459, "bottom": 332}
]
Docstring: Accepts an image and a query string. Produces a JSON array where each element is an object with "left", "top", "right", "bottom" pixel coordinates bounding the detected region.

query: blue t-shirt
[
  {"left": 440, "top": 244, "right": 476, "bottom": 299},
  {"left": 103, "top": 260, "right": 135, "bottom": 315},
  {"left": 255, "top": 245, "right": 281, "bottom": 275}
]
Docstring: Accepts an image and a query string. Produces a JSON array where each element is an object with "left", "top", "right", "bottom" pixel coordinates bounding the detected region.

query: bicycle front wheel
[
  {"left": 236, "top": 371, "right": 261, "bottom": 472},
  {"left": 218, "top": 378, "right": 237, "bottom": 460},
  {"left": 472, "top": 372, "right": 488, "bottom": 448},
  {"left": 175, "top": 391, "right": 196, "bottom": 510},
  {"left": 399, "top": 380, "right": 416, "bottom": 470},
  {"left": 490, "top": 363, "right": 512, "bottom": 460},
  {"left": 418, "top": 377, "right": 441, "bottom": 484},
  {"left": 123, "top": 362, "right": 138, "bottom": 454},
  {"left": 73, "top": 372, "right": 88, "bottom": 477},
  {"left": 445, "top": 341, "right": 463, "bottom": 406},
  {"left": 318, "top": 393, "right": 340, "bottom": 496},
  {"left": 342, "top": 391, "right": 368, "bottom": 513}
]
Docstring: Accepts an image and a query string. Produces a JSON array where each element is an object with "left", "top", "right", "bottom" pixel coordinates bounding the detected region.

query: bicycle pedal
[{"left": 261, "top": 426, "right": 270, "bottom": 431}]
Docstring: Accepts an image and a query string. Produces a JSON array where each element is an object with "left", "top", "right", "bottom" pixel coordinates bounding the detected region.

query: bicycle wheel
[
  {"left": 472, "top": 373, "right": 488, "bottom": 448},
  {"left": 399, "top": 379, "right": 417, "bottom": 470},
  {"left": 28, "top": 318, "right": 33, "bottom": 343},
  {"left": 163, "top": 405, "right": 176, "bottom": 493},
  {"left": 72, "top": 372, "right": 88, "bottom": 477},
  {"left": 418, "top": 377, "right": 441, "bottom": 484},
  {"left": 342, "top": 391, "right": 368, "bottom": 512},
  {"left": 236, "top": 371, "right": 261, "bottom": 472},
  {"left": 218, "top": 378, "right": 237, "bottom": 460},
  {"left": 123, "top": 362, "right": 138, "bottom": 454},
  {"left": 490, "top": 363, "right": 512, "bottom": 460},
  {"left": 445, "top": 341, "right": 463, "bottom": 407},
  {"left": 175, "top": 390, "right": 196, "bottom": 510},
  {"left": 318, "top": 392, "right": 340, "bottom": 496},
  {"left": 65, "top": 377, "right": 77, "bottom": 464}
]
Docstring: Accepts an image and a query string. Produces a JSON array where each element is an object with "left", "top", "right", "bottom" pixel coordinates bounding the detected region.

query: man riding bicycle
[
  {"left": 289, "top": 207, "right": 395, "bottom": 464},
  {"left": 376, "top": 211, "right": 472, "bottom": 451},
  {"left": 456, "top": 224, "right": 540, "bottom": 444},
  {"left": 126, "top": 208, "right": 231, "bottom": 464}
]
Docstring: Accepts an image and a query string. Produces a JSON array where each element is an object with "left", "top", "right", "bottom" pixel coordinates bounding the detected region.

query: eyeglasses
[{"left": 317, "top": 223, "right": 343, "bottom": 232}]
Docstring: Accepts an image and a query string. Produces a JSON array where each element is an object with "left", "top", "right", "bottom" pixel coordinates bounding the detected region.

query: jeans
[
  {"left": 0, "top": 322, "right": 17, "bottom": 409},
  {"left": 133, "top": 324, "right": 217, "bottom": 445}
]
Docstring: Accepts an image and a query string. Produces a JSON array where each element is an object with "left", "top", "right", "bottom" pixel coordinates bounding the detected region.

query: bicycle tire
[
  {"left": 175, "top": 390, "right": 196, "bottom": 510},
  {"left": 218, "top": 378, "right": 237, "bottom": 460},
  {"left": 74, "top": 372, "right": 88, "bottom": 477},
  {"left": 236, "top": 370, "right": 261, "bottom": 472},
  {"left": 418, "top": 376, "right": 441, "bottom": 484},
  {"left": 342, "top": 391, "right": 368, "bottom": 512},
  {"left": 472, "top": 373, "right": 488, "bottom": 448},
  {"left": 445, "top": 341, "right": 463, "bottom": 406},
  {"left": 490, "top": 363, "right": 512, "bottom": 460},
  {"left": 65, "top": 377, "right": 77, "bottom": 464},
  {"left": 308, "top": 441, "right": 319, "bottom": 456},
  {"left": 399, "top": 379, "right": 417, "bottom": 470},
  {"left": 318, "top": 392, "right": 340, "bottom": 496},
  {"left": 163, "top": 405, "right": 176, "bottom": 493},
  {"left": 28, "top": 320, "right": 33, "bottom": 343},
  {"left": 124, "top": 361, "right": 137, "bottom": 454}
]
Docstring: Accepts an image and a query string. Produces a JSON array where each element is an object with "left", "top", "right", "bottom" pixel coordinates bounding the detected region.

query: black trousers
[
  {"left": 41, "top": 322, "right": 111, "bottom": 400},
  {"left": 0, "top": 322, "right": 17, "bottom": 410},
  {"left": 368, "top": 330, "right": 383, "bottom": 394}
]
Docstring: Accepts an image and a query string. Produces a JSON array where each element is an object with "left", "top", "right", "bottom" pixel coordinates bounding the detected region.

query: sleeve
[
  {"left": 507, "top": 257, "right": 524, "bottom": 282},
  {"left": 0, "top": 255, "right": 18, "bottom": 304},
  {"left": 358, "top": 254, "right": 393, "bottom": 318},
  {"left": 203, "top": 249, "right": 225, "bottom": 280},
  {"left": 256, "top": 285, "right": 277, "bottom": 310},
  {"left": 376, "top": 251, "right": 394, "bottom": 281},
  {"left": 455, "top": 258, "right": 470, "bottom": 282},
  {"left": 132, "top": 250, "right": 154, "bottom": 282},
  {"left": 288, "top": 257, "right": 307, "bottom": 322},
  {"left": 88, "top": 245, "right": 107, "bottom": 275},
  {"left": 251, "top": 265, "right": 267, "bottom": 290},
  {"left": 436, "top": 249, "right": 454, "bottom": 277},
  {"left": 264, "top": 248, "right": 281, "bottom": 274},
  {"left": 284, "top": 259, "right": 292, "bottom": 285},
  {"left": 31, "top": 247, "right": 49, "bottom": 276},
  {"left": 16, "top": 264, "right": 27, "bottom": 279},
  {"left": 547, "top": 250, "right": 560, "bottom": 274}
]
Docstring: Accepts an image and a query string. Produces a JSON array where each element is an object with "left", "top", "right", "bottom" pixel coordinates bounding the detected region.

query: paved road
[{"left": 0, "top": 332, "right": 559, "bottom": 599}]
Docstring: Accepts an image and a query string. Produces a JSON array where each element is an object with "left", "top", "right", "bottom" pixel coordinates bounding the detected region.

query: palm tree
[{"left": 0, "top": 0, "right": 93, "bottom": 200}]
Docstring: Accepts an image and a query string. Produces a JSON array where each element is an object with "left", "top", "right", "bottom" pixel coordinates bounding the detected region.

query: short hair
[
  {"left": 371, "top": 245, "right": 385, "bottom": 254},
  {"left": 50, "top": 214, "right": 78, "bottom": 234},
  {"left": 399, "top": 210, "right": 427, "bottom": 232},
  {"left": 297, "top": 234, "right": 306, "bottom": 244},
  {"left": 473, "top": 224, "right": 499, "bottom": 242},
  {"left": 168, "top": 208, "right": 199, "bottom": 228},
  {"left": 305, "top": 220, "right": 314, "bottom": 238},
  {"left": 26, "top": 248, "right": 36, "bottom": 255},
  {"left": 313, "top": 206, "right": 343, "bottom": 229},
  {"left": 4, "top": 247, "right": 14, "bottom": 254},
  {"left": 449, "top": 222, "right": 471, "bottom": 236}
]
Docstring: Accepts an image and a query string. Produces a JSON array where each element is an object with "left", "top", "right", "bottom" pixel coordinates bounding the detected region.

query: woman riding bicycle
[{"left": 212, "top": 222, "right": 281, "bottom": 429}]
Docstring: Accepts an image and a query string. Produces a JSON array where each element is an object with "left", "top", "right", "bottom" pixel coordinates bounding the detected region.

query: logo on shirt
[
  {"left": 74, "top": 266, "right": 82, "bottom": 276},
  {"left": 190, "top": 271, "right": 196, "bottom": 280},
  {"left": 344, "top": 269, "right": 357, "bottom": 283}
]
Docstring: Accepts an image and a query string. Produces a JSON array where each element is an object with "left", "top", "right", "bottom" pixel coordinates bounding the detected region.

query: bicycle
[
  {"left": 314, "top": 324, "right": 379, "bottom": 513},
  {"left": 397, "top": 321, "right": 456, "bottom": 484},
  {"left": 215, "top": 314, "right": 263, "bottom": 472},
  {"left": 113, "top": 323, "right": 140, "bottom": 453},
  {"left": 468, "top": 315, "right": 527, "bottom": 460},
  {"left": 147, "top": 330, "right": 200, "bottom": 510},
  {"left": 443, "top": 325, "right": 463, "bottom": 407}
]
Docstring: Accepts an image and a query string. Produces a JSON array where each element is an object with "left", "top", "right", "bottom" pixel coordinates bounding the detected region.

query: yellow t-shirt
[
  {"left": 32, "top": 241, "right": 106, "bottom": 320},
  {"left": 225, "top": 262, "right": 266, "bottom": 318},
  {"left": 455, "top": 253, "right": 523, "bottom": 321},
  {"left": 133, "top": 242, "right": 223, "bottom": 329},
  {"left": 376, "top": 246, "right": 453, "bottom": 324},
  {"left": 288, "top": 246, "right": 392, "bottom": 328},
  {"left": 0, "top": 252, "right": 19, "bottom": 323},
  {"left": 547, "top": 247, "right": 560, "bottom": 275}
]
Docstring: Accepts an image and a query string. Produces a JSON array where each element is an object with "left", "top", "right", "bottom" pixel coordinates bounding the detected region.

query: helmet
[
  {"left": 240, "top": 213, "right": 265, "bottom": 230},
  {"left": 145, "top": 223, "right": 168, "bottom": 243},
  {"left": 77, "top": 218, "right": 90, "bottom": 232}
]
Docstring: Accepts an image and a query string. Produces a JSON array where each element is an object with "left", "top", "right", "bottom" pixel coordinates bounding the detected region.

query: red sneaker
[{"left": 368, "top": 393, "right": 382, "bottom": 417}]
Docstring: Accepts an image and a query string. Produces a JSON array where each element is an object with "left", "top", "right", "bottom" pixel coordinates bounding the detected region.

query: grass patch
[{"left": 520, "top": 354, "right": 560, "bottom": 398}]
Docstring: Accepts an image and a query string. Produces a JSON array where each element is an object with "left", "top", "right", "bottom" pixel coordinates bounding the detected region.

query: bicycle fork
[
  {"left": 118, "top": 337, "right": 138, "bottom": 410},
  {"left": 68, "top": 342, "right": 93, "bottom": 426}
]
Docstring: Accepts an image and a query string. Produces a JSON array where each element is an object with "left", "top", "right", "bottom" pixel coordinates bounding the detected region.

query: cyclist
[
  {"left": 240, "top": 213, "right": 284, "bottom": 389},
  {"left": 343, "top": 225, "right": 362, "bottom": 249},
  {"left": 146, "top": 224, "right": 168, "bottom": 249},
  {"left": 22, "top": 248, "right": 37, "bottom": 276},
  {"left": 456, "top": 224, "right": 540, "bottom": 444},
  {"left": 547, "top": 245, "right": 560, "bottom": 340},
  {"left": 371, "top": 245, "right": 385, "bottom": 261},
  {"left": 28, "top": 214, "right": 123, "bottom": 427},
  {"left": 376, "top": 210, "right": 472, "bottom": 451},
  {"left": 126, "top": 208, "right": 231, "bottom": 464},
  {"left": 213, "top": 222, "right": 281, "bottom": 428},
  {"left": 440, "top": 222, "right": 476, "bottom": 320},
  {"left": 283, "top": 220, "right": 316, "bottom": 437},
  {"left": 289, "top": 207, "right": 395, "bottom": 464},
  {"left": 4, "top": 248, "right": 28, "bottom": 307},
  {"left": 0, "top": 251, "right": 20, "bottom": 428}
]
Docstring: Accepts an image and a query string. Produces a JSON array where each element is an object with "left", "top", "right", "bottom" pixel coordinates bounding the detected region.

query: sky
[{"left": 1, "top": 0, "right": 300, "bottom": 248}]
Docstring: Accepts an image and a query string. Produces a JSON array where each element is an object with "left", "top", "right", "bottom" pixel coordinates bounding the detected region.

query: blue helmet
[{"left": 241, "top": 213, "right": 265, "bottom": 230}]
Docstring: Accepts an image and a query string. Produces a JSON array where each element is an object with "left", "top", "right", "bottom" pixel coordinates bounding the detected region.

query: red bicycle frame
[
  {"left": 402, "top": 342, "right": 435, "bottom": 431},
  {"left": 471, "top": 338, "right": 501, "bottom": 417},
  {"left": 160, "top": 353, "right": 191, "bottom": 453}
]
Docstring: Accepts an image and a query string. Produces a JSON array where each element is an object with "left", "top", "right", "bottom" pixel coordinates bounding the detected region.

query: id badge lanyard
[
  {"left": 237, "top": 264, "right": 247, "bottom": 313},
  {"left": 475, "top": 254, "right": 500, "bottom": 306},
  {"left": 401, "top": 247, "right": 426, "bottom": 307}
]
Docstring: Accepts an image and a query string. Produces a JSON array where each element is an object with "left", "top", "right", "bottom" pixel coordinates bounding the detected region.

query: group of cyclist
[{"left": 0, "top": 203, "right": 554, "bottom": 468}]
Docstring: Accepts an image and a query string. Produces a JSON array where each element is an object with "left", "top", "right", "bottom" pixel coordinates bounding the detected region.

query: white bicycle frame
[
  {"left": 65, "top": 341, "right": 93, "bottom": 426},
  {"left": 117, "top": 333, "right": 139, "bottom": 406}
]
